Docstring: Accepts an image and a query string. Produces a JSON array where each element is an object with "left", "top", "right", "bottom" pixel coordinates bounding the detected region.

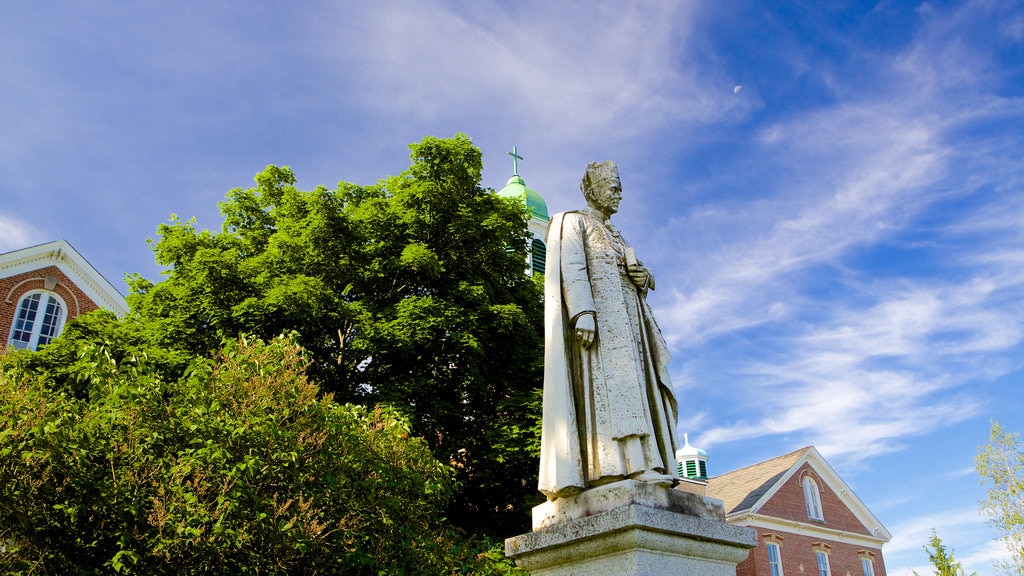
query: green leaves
[
  {"left": 116, "top": 134, "right": 544, "bottom": 537},
  {"left": 976, "top": 421, "right": 1024, "bottom": 575},
  {"left": 914, "top": 530, "right": 978, "bottom": 576},
  {"left": 6, "top": 135, "right": 543, "bottom": 575},
  {"left": 0, "top": 336, "right": 462, "bottom": 575}
]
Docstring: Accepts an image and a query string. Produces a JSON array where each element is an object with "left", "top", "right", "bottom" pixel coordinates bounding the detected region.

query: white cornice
[
  {"left": 729, "top": 513, "right": 888, "bottom": 549},
  {"left": 0, "top": 240, "right": 128, "bottom": 316},
  {"left": 741, "top": 447, "right": 892, "bottom": 543}
]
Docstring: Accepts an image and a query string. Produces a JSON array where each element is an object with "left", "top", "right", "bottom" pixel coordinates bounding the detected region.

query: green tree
[
  {"left": 0, "top": 335, "right": 471, "bottom": 575},
  {"left": 914, "top": 530, "right": 977, "bottom": 576},
  {"left": 123, "top": 134, "right": 544, "bottom": 536},
  {"left": 976, "top": 421, "right": 1024, "bottom": 575}
]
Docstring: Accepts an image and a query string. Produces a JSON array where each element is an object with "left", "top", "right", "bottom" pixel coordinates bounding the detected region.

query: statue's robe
[{"left": 538, "top": 210, "right": 679, "bottom": 499}]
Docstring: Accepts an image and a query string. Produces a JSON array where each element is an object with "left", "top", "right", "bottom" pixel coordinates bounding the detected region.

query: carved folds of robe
[{"left": 539, "top": 210, "right": 679, "bottom": 499}]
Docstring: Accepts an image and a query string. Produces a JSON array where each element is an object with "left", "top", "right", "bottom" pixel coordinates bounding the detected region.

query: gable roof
[
  {"left": 0, "top": 240, "right": 128, "bottom": 316},
  {"left": 707, "top": 447, "right": 808, "bottom": 516},
  {"left": 706, "top": 446, "right": 892, "bottom": 542}
]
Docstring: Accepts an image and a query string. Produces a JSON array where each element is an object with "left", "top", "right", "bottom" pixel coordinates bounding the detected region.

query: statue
[{"left": 538, "top": 161, "right": 679, "bottom": 500}]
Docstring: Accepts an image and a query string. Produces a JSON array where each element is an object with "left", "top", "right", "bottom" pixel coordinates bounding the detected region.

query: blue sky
[{"left": 2, "top": 1, "right": 1022, "bottom": 573}]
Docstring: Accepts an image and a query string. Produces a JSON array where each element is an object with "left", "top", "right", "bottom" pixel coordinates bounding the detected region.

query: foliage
[
  {"left": 15, "top": 309, "right": 191, "bottom": 400},
  {"left": 121, "top": 133, "right": 545, "bottom": 536},
  {"left": 976, "top": 421, "right": 1024, "bottom": 575},
  {"left": 0, "top": 335, "right": 478, "bottom": 575},
  {"left": 914, "top": 530, "right": 978, "bottom": 576}
]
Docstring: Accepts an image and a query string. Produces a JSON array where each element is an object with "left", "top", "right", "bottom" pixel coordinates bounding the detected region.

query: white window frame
[
  {"left": 803, "top": 475, "right": 824, "bottom": 520},
  {"left": 767, "top": 541, "right": 784, "bottom": 576},
  {"left": 861, "top": 557, "right": 875, "bottom": 576},
  {"left": 816, "top": 550, "right": 832, "bottom": 576},
  {"left": 8, "top": 290, "right": 67, "bottom": 351}
]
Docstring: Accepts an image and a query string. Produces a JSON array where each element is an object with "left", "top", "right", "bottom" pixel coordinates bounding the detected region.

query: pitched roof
[
  {"left": 0, "top": 240, "right": 128, "bottom": 316},
  {"left": 705, "top": 446, "right": 892, "bottom": 542},
  {"left": 706, "top": 447, "right": 809, "bottom": 515}
]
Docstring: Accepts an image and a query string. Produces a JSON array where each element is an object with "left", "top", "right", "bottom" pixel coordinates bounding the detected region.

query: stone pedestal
[{"left": 506, "top": 481, "right": 756, "bottom": 576}]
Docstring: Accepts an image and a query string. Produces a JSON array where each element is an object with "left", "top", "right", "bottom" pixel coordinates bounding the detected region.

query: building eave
[
  {"left": 0, "top": 240, "right": 128, "bottom": 316},
  {"left": 727, "top": 512, "right": 889, "bottom": 549},
  {"left": 730, "top": 447, "right": 891, "bottom": 543}
]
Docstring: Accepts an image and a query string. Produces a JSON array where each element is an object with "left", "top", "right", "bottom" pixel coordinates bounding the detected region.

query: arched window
[
  {"left": 8, "top": 291, "right": 66, "bottom": 350},
  {"left": 531, "top": 239, "right": 546, "bottom": 276},
  {"left": 803, "top": 476, "right": 824, "bottom": 520}
]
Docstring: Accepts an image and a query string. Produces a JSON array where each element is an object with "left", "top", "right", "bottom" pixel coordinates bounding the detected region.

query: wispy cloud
[
  {"left": 309, "top": 1, "right": 748, "bottom": 151},
  {"left": 885, "top": 507, "right": 1010, "bottom": 576},
  {"left": 656, "top": 0, "right": 1024, "bottom": 463},
  {"left": 0, "top": 214, "right": 40, "bottom": 253}
]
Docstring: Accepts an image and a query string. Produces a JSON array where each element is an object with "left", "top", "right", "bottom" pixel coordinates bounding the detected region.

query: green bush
[{"left": 0, "top": 336, "right": 468, "bottom": 575}]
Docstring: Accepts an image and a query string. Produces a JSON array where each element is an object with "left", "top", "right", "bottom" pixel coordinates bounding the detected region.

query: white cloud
[
  {"left": 885, "top": 507, "right": 1012, "bottom": 576},
  {"left": 0, "top": 214, "right": 40, "bottom": 253},
  {"left": 659, "top": 101, "right": 947, "bottom": 349},
  {"left": 656, "top": 0, "right": 1024, "bottom": 463},
  {"left": 309, "top": 1, "right": 747, "bottom": 144}
]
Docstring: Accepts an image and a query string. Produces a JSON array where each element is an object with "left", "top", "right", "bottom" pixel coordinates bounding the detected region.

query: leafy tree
[
  {"left": 16, "top": 309, "right": 190, "bottom": 400},
  {"left": 914, "top": 530, "right": 978, "bottom": 576},
  {"left": 976, "top": 421, "right": 1024, "bottom": 575},
  {"left": 123, "top": 134, "right": 544, "bottom": 536},
  {"left": 0, "top": 335, "right": 472, "bottom": 575}
]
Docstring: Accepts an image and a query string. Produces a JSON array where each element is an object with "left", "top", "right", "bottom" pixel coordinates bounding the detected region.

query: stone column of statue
[{"left": 538, "top": 160, "right": 679, "bottom": 500}]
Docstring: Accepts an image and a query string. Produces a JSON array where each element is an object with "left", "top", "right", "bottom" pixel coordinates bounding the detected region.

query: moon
[{"left": 733, "top": 85, "right": 743, "bottom": 94}]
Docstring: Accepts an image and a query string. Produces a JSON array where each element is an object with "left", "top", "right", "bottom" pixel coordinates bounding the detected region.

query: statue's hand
[
  {"left": 574, "top": 313, "right": 596, "bottom": 349},
  {"left": 627, "top": 263, "right": 650, "bottom": 288}
]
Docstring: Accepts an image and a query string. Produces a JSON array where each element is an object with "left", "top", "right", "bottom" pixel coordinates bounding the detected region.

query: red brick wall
[
  {"left": 1, "top": 265, "right": 100, "bottom": 348},
  {"left": 741, "top": 531, "right": 886, "bottom": 576},
  {"left": 758, "top": 463, "right": 873, "bottom": 536},
  {"left": 734, "top": 463, "right": 887, "bottom": 576}
]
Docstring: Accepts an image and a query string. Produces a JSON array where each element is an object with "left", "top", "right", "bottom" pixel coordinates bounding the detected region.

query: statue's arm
[
  {"left": 627, "top": 262, "right": 654, "bottom": 297},
  {"left": 560, "top": 214, "right": 597, "bottom": 347}
]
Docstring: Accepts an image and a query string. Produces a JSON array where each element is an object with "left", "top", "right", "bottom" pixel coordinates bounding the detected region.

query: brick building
[
  {"left": 699, "top": 446, "right": 891, "bottom": 576},
  {"left": 2, "top": 240, "right": 128, "bottom": 351}
]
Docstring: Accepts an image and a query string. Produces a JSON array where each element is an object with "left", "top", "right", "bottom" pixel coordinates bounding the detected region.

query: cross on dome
[{"left": 508, "top": 146, "right": 523, "bottom": 176}]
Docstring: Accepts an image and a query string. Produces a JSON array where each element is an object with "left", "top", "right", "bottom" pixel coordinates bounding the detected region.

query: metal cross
[{"left": 508, "top": 146, "right": 523, "bottom": 176}]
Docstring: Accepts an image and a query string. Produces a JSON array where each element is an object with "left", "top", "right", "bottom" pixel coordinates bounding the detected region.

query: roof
[
  {"left": 706, "top": 446, "right": 892, "bottom": 542},
  {"left": 0, "top": 240, "right": 129, "bottom": 316},
  {"left": 707, "top": 447, "right": 808, "bottom": 515},
  {"left": 497, "top": 175, "right": 549, "bottom": 222}
]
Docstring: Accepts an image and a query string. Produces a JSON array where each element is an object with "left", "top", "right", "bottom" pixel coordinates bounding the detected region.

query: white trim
[
  {"left": 803, "top": 475, "right": 824, "bottom": 520},
  {"left": 766, "top": 541, "right": 785, "bottom": 576},
  {"left": 0, "top": 240, "right": 128, "bottom": 316},
  {"left": 8, "top": 290, "right": 67, "bottom": 350},
  {"left": 816, "top": 549, "right": 832, "bottom": 576},
  {"left": 727, "top": 513, "right": 888, "bottom": 549},
  {"left": 738, "top": 447, "right": 892, "bottom": 542}
]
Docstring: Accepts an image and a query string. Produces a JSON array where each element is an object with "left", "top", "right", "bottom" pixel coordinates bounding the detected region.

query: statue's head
[{"left": 580, "top": 161, "right": 622, "bottom": 216}]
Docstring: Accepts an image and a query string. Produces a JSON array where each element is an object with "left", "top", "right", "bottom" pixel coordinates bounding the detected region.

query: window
[
  {"left": 767, "top": 542, "right": 784, "bottom": 576},
  {"left": 8, "top": 291, "right": 66, "bottom": 351},
  {"left": 859, "top": 551, "right": 876, "bottom": 576},
  {"left": 682, "top": 458, "right": 709, "bottom": 479},
  {"left": 803, "top": 475, "right": 824, "bottom": 520},
  {"left": 531, "top": 239, "right": 546, "bottom": 276},
  {"left": 816, "top": 551, "right": 831, "bottom": 576}
]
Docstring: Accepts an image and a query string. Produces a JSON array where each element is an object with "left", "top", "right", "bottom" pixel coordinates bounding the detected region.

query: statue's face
[{"left": 587, "top": 176, "right": 622, "bottom": 215}]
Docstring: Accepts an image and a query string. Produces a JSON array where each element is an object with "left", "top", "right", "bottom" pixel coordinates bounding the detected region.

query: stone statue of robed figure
[{"left": 539, "top": 160, "right": 679, "bottom": 500}]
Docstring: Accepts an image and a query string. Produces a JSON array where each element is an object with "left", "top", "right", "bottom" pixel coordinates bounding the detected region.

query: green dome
[{"left": 498, "top": 175, "right": 549, "bottom": 222}]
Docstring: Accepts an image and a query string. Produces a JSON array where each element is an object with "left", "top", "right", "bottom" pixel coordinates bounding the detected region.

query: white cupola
[{"left": 676, "top": 433, "right": 709, "bottom": 482}]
